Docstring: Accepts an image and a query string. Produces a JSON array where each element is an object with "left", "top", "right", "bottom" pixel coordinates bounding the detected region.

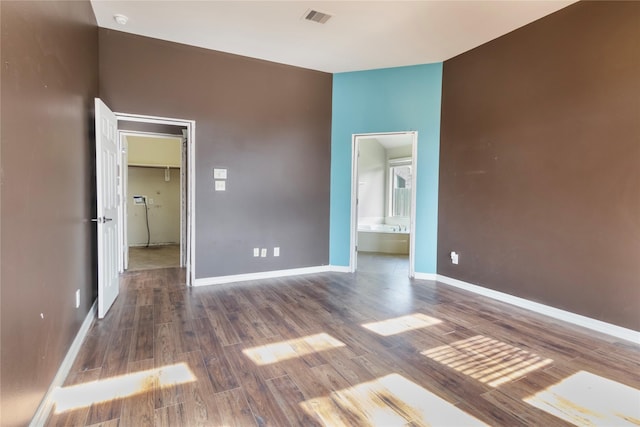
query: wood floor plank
[
  {"left": 213, "top": 388, "right": 258, "bottom": 427},
  {"left": 129, "top": 305, "right": 154, "bottom": 362},
  {"left": 212, "top": 388, "right": 257, "bottom": 427},
  {"left": 85, "top": 399, "right": 122, "bottom": 426},
  {"left": 206, "top": 308, "right": 242, "bottom": 346},
  {"left": 85, "top": 419, "right": 120, "bottom": 427},
  {"left": 153, "top": 289, "right": 174, "bottom": 324},
  {"left": 172, "top": 316, "right": 200, "bottom": 354},
  {"left": 70, "top": 322, "right": 111, "bottom": 372},
  {"left": 154, "top": 403, "right": 188, "bottom": 427},
  {"left": 223, "top": 343, "right": 291, "bottom": 426},
  {"left": 135, "top": 288, "right": 154, "bottom": 307},
  {"left": 203, "top": 353, "right": 240, "bottom": 393},
  {"left": 117, "top": 304, "right": 136, "bottom": 330},
  {"left": 192, "top": 316, "right": 225, "bottom": 356},
  {"left": 266, "top": 375, "right": 323, "bottom": 426},
  {"left": 120, "top": 359, "right": 155, "bottom": 427},
  {"left": 154, "top": 322, "right": 178, "bottom": 365}
]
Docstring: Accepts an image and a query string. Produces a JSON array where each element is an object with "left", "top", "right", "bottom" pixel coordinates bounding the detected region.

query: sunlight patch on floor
[
  {"left": 524, "top": 371, "right": 640, "bottom": 426},
  {"left": 422, "top": 335, "right": 552, "bottom": 387},
  {"left": 242, "top": 333, "right": 345, "bottom": 365},
  {"left": 300, "top": 373, "right": 488, "bottom": 426},
  {"left": 362, "top": 313, "right": 442, "bottom": 336},
  {"left": 53, "top": 363, "right": 195, "bottom": 413}
]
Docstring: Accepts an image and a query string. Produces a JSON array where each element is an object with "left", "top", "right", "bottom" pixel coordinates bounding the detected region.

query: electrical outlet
[
  {"left": 75, "top": 290, "right": 80, "bottom": 308},
  {"left": 253, "top": 248, "right": 259, "bottom": 257},
  {"left": 451, "top": 251, "right": 459, "bottom": 265},
  {"left": 273, "top": 247, "right": 280, "bottom": 257},
  {"left": 261, "top": 248, "right": 267, "bottom": 257}
]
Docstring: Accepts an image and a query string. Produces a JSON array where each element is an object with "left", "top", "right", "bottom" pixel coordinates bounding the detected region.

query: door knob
[{"left": 91, "top": 217, "right": 113, "bottom": 223}]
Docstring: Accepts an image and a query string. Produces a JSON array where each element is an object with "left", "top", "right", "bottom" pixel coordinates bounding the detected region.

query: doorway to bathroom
[{"left": 350, "top": 132, "right": 417, "bottom": 277}]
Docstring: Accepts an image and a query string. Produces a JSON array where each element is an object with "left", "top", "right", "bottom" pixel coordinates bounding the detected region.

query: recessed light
[{"left": 114, "top": 14, "right": 128, "bottom": 25}]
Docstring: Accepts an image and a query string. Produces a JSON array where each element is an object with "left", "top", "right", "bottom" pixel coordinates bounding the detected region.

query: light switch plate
[
  {"left": 215, "top": 180, "right": 226, "bottom": 191},
  {"left": 213, "top": 168, "right": 227, "bottom": 179}
]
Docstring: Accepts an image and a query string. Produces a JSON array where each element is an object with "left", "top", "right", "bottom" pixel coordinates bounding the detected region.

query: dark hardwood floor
[{"left": 46, "top": 267, "right": 640, "bottom": 426}]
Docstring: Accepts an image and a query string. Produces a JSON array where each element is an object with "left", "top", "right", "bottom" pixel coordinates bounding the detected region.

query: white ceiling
[
  {"left": 362, "top": 134, "right": 413, "bottom": 150},
  {"left": 90, "top": 1, "right": 575, "bottom": 73}
]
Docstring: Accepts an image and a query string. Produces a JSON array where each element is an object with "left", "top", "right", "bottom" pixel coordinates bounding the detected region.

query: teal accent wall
[{"left": 330, "top": 63, "right": 443, "bottom": 273}]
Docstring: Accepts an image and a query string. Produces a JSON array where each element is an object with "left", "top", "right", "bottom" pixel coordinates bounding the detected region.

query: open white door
[{"left": 95, "top": 98, "right": 120, "bottom": 318}]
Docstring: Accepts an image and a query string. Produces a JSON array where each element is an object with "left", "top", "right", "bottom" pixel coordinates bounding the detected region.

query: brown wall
[
  {"left": 0, "top": 1, "right": 99, "bottom": 426},
  {"left": 438, "top": 1, "right": 640, "bottom": 330},
  {"left": 98, "top": 29, "right": 332, "bottom": 279}
]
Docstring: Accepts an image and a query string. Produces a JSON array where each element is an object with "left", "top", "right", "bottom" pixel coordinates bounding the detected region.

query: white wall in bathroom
[{"left": 357, "top": 138, "right": 386, "bottom": 225}]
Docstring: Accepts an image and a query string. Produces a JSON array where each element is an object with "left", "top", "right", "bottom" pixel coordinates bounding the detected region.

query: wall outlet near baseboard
[
  {"left": 451, "top": 251, "right": 459, "bottom": 265},
  {"left": 273, "top": 247, "right": 280, "bottom": 257},
  {"left": 75, "top": 290, "right": 80, "bottom": 308},
  {"left": 253, "top": 248, "right": 260, "bottom": 257},
  {"left": 261, "top": 248, "right": 267, "bottom": 257}
]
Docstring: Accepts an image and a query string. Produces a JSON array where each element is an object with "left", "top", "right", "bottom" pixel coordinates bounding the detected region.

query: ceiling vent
[{"left": 302, "top": 9, "right": 332, "bottom": 24}]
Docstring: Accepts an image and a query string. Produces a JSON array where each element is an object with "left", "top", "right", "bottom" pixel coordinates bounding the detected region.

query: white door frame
[
  {"left": 115, "top": 112, "right": 196, "bottom": 287},
  {"left": 350, "top": 131, "right": 418, "bottom": 277}
]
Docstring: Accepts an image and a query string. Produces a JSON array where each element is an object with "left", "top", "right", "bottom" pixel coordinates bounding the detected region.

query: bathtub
[{"left": 357, "top": 224, "right": 409, "bottom": 254}]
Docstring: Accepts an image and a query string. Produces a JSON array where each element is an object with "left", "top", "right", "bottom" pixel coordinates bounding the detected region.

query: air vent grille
[{"left": 303, "top": 9, "right": 332, "bottom": 24}]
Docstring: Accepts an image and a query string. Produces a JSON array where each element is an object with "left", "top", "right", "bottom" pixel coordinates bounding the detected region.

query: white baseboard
[
  {"left": 194, "top": 265, "right": 335, "bottom": 286},
  {"left": 414, "top": 272, "right": 437, "bottom": 281},
  {"left": 329, "top": 265, "right": 352, "bottom": 273},
  {"left": 30, "top": 300, "right": 97, "bottom": 427},
  {"left": 436, "top": 274, "right": 640, "bottom": 344}
]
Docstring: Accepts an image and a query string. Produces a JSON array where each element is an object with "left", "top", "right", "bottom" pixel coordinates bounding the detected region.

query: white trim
[
  {"left": 414, "top": 272, "right": 437, "bottom": 281},
  {"left": 193, "top": 266, "right": 334, "bottom": 287},
  {"left": 435, "top": 274, "right": 640, "bottom": 343},
  {"left": 350, "top": 131, "right": 418, "bottom": 277},
  {"left": 29, "top": 301, "right": 97, "bottom": 427},
  {"left": 115, "top": 112, "right": 196, "bottom": 287},
  {"left": 350, "top": 134, "right": 359, "bottom": 273},
  {"left": 329, "top": 265, "right": 352, "bottom": 273},
  {"left": 408, "top": 132, "right": 418, "bottom": 278}
]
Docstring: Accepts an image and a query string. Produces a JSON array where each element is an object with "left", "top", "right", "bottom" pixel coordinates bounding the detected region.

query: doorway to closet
[
  {"left": 115, "top": 114, "right": 195, "bottom": 285},
  {"left": 123, "top": 132, "right": 183, "bottom": 271}
]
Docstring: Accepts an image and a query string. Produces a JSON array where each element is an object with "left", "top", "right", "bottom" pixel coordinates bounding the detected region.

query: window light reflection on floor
[
  {"left": 242, "top": 333, "right": 345, "bottom": 366},
  {"left": 422, "top": 335, "right": 553, "bottom": 387},
  {"left": 300, "top": 373, "right": 488, "bottom": 426},
  {"left": 524, "top": 371, "right": 640, "bottom": 426},
  {"left": 362, "top": 313, "right": 442, "bottom": 336},
  {"left": 53, "top": 362, "right": 196, "bottom": 413}
]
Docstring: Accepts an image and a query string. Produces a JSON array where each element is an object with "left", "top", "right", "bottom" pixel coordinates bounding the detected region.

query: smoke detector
[
  {"left": 113, "top": 14, "right": 128, "bottom": 25},
  {"left": 302, "top": 9, "right": 332, "bottom": 24}
]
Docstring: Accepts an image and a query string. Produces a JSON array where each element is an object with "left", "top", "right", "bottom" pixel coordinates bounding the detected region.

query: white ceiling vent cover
[{"left": 302, "top": 9, "right": 332, "bottom": 24}]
